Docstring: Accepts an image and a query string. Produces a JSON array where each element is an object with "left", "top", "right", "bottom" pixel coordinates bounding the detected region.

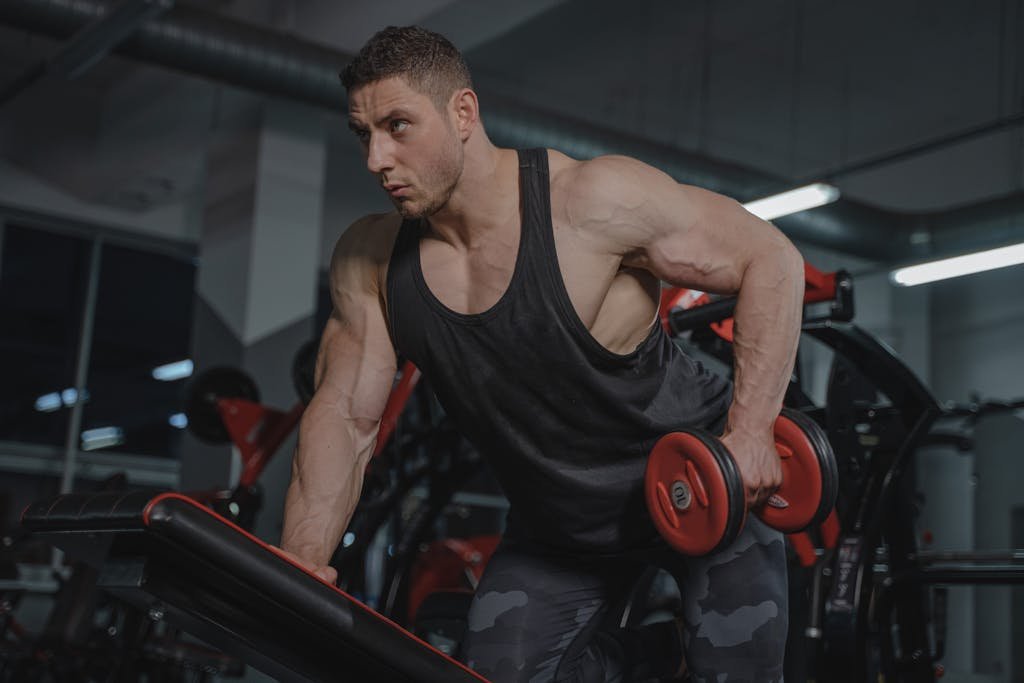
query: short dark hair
[{"left": 340, "top": 26, "right": 473, "bottom": 110}]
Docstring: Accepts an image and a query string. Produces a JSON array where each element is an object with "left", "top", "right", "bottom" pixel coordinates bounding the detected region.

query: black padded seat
[{"left": 22, "top": 491, "right": 489, "bottom": 683}]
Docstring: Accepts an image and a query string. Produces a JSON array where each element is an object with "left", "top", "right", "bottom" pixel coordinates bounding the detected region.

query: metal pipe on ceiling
[{"left": 2, "top": 0, "right": 1022, "bottom": 263}]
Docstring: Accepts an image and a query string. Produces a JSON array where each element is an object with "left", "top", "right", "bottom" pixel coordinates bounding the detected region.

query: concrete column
[
  {"left": 915, "top": 446, "right": 975, "bottom": 673},
  {"left": 185, "top": 100, "right": 327, "bottom": 549},
  {"left": 972, "top": 413, "right": 1024, "bottom": 679}
]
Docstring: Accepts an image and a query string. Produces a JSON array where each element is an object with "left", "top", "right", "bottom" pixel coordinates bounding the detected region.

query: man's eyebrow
[
  {"left": 374, "top": 109, "right": 412, "bottom": 126},
  {"left": 348, "top": 109, "right": 413, "bottom": 133}
]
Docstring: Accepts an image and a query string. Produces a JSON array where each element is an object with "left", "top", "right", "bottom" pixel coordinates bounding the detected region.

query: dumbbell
[{"left": 644, "top": 407, "right": 838, "bottom": 556}]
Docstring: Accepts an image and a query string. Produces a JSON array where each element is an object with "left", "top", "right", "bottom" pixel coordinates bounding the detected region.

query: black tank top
[{"left": 386, "top": 148, "right": 731, "bottom": 552}]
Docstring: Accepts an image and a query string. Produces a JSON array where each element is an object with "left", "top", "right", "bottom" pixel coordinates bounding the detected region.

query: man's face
[{"left": 347, "top": 77, "right": 463, "bottom": 219}]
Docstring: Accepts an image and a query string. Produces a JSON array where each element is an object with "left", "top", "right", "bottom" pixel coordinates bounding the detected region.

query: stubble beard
[{"left": 394, "top": 134, "right": 463, "bottom": 220}]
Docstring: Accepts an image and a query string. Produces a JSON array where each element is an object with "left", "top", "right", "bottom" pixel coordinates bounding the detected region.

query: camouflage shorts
[{"left": 460, "top": 516, "right": 787, "bottom": 683}]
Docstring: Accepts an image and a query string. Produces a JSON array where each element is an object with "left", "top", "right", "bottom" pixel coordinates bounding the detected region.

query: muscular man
[{"left": 281, "top": 26, "right": 804, "bottom": 683}]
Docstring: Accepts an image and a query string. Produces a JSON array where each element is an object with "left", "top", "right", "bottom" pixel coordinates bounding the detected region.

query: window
[
  {"left": 0, "top": 224, "right": 91, "bottom": 447},
  {"left": 81, "top": 242, "right": 196, "bottom": 458},
  {"left": 0, "top": 216, "right": 196, "bottom": 460}
]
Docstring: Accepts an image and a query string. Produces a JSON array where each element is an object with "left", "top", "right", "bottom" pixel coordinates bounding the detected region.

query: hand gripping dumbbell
[{"left": 644, "top": 407, "right": 838, "bottom": 556}]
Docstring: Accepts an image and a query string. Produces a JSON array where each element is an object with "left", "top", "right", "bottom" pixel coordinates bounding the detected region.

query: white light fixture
[
  {"left": 743, "top": 183, "right": 841, "bottom": 221},
  {"left": 35, "top": 387, "right": 90, "bottom": 412},
  {"left": 168, "top": 413, "right": 188, "bottom": 429},
  {"left": 152, "top": 359, "right": 194, "bottom": 382},
  {"left": 81, "top": 426, "right": 125, "bottom": 451},
  {"left": 34, "top": 392, "right": 62, "bottom": 412},
  {"left": 891, "top": 242, "right": 1024, "bottom": 287},
  {"left": 63, "top": 388, "right": 90, "bottom": 406}
]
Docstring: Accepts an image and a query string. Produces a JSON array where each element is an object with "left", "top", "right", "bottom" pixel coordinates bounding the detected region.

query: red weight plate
[
  {"left": 782, "top": 408, "right": 839, "bottom": 529},
  {"left": 645, "top": 431, "right": 744, "bottom": 556},
  {"left": 759, "top": 412, "right": 826, "bottom": 533}
]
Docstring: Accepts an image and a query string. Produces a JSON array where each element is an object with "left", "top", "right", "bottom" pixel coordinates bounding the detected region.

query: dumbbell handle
[{"left": 645, "top": 409, "right": 838, "bottom": 555}]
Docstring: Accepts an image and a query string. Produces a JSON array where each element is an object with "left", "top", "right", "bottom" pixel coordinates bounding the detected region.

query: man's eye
[
  {"left": 391, "top": 120, "right": 409, "bottom": 133},
  {"left": 355, "top": 129, "right": 370, "bottom": 142}
]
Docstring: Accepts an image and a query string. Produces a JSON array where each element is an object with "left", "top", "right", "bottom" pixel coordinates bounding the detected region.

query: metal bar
[
  {"left": 803, "top": 323, "right": 940, "bottom": 427},
  {"left": 0, "top": 443, "right": 179, "bottom": 487},
  {"left": 884, "top": 566, "right": 1024, "bottom": 586},
  {"left": 52, "top": 0, "right": 174, "bottom": 79},
  {"left": 914, "top": 550, "right": 1024, "bottom": 563},
  {"left": 746, "top": 110, "right": 1024, "bottom": 200},
  {"left": 450, "top": 492, "right": 510, "bottom": 510},
  {"left": 0, "top": 202, "right": 197, "bottom": 261},
  {"left": 0, "top": 0, "right": 172, "bottom": 106},
  {"left": 0, "top": 62, "right": 47, "bottom": 108},
  {"left": 0, "top": 563, "right": 62, "bottom": 594},
  {"left": 373, "top": 363, "right": 422, "bottom": 458},
  {"left": 818, "top": 110, "right": 1024, "bottom": 183},
  {"left": 59, "top": 237, "right": 103, "bottom": 496},
  {"left": 885, "top": 453, "right": 932, "bottom": 679},
  {"left": 668, "top": 297, "right": 736, "bottom": 333}
]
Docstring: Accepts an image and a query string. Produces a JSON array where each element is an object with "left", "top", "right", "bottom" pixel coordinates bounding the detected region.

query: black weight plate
[{"left": 185, "top": 367, "right": 261, "bottom": 443}]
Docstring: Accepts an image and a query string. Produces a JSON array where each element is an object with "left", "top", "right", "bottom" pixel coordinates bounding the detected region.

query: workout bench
[{"left": 22, "top": 490, "right": 489, "bottom": 683}]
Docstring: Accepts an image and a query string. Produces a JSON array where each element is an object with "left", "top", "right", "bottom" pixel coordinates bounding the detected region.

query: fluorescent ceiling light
[
  {"left": 34, "top": 392, "right": 62, "bottom": 412},
  {"left": 35, "top": 387, "right": 90, "bottom": 412},
  {"left": 743, "top": 183, "right": 841, "bottom": 221},
  {"left": 152, "top": 359, "right": 194, "bottom": 382},
  {"left": 81, "top": 426, "right": 124, "bottom": 451},
  {"left": 891, "top": 242, "right": 1024, "bottom": 286},
  {"left": 168, "top": 413, "right": 188, "bottom": 429},
  {"left": 62, "top": 388, "right": 90, "bottom": 406}
]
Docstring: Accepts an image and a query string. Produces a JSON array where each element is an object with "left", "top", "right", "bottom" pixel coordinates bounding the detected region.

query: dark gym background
[{"left": 0, "top": 0, "right": 1022, "bottom": 681}]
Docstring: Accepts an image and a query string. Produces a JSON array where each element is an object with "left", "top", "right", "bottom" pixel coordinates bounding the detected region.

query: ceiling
[{"left": 0, "top": 0, "right": 1020, "bottom": 259}]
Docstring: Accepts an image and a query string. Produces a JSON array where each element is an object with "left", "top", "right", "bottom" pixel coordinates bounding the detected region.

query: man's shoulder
[
  {"left": 546, "top": 149, "right": 636, "bottom": 174},
  {"left": 547, "top": 151, "right": 661, "bottom": 229},
  {"left": 548, "top": 151, "right": 654, "bottom": 204},
  {"left": 345, "top": 211, "right": 403, "bottom": 243},
  {"left": 329, "top": 212, "right": 403, "bottom": 288},
  {"left": 334, "top": 212, "right": 402, "bottom": 260}
]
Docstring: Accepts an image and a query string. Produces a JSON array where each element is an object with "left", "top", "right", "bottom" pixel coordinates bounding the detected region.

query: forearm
[
  {"left": 280, "top": 399, "right": 379, "bottom": 566},
  {"left": 727, "top": 236, "right": 804, "bottom": 436}
]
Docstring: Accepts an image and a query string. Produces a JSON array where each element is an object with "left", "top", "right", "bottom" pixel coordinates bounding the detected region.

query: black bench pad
[{"left": 23, "top": 491, "right": 489, "bottom": 683}]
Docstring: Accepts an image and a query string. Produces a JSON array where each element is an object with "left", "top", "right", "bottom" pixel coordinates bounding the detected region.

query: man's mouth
[{"left": 384, "top": 184, "right": 409, "bottom": 197}]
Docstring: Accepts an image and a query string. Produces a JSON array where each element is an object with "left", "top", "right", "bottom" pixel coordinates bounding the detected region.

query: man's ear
[{"left": 451, "top": 89, "right": 479, "bottom": 141}]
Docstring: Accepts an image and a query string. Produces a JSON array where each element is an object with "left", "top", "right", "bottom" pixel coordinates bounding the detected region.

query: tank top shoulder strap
[
  {"left": 516, "top": 148, "right": 564, "bottom": 288},
  {"left": 517, "top": 148, "right": 552, "bottom": 248},
  {"left": 385, "top": 216, "right": 424, "bottom": 344}
]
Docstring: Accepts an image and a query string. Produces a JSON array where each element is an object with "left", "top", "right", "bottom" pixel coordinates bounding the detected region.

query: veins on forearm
[{"left": 727, "top": 250, "right": 803, "bottom": 432}]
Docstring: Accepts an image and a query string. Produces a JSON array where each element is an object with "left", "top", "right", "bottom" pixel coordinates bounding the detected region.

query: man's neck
[{"left": 425, "top": 141, "right": 521, "bottom": 249}]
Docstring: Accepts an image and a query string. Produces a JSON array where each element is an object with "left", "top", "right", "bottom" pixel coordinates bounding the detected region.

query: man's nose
[{"left": 366, "top": 134, "right": 394, "bottom": 175}]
